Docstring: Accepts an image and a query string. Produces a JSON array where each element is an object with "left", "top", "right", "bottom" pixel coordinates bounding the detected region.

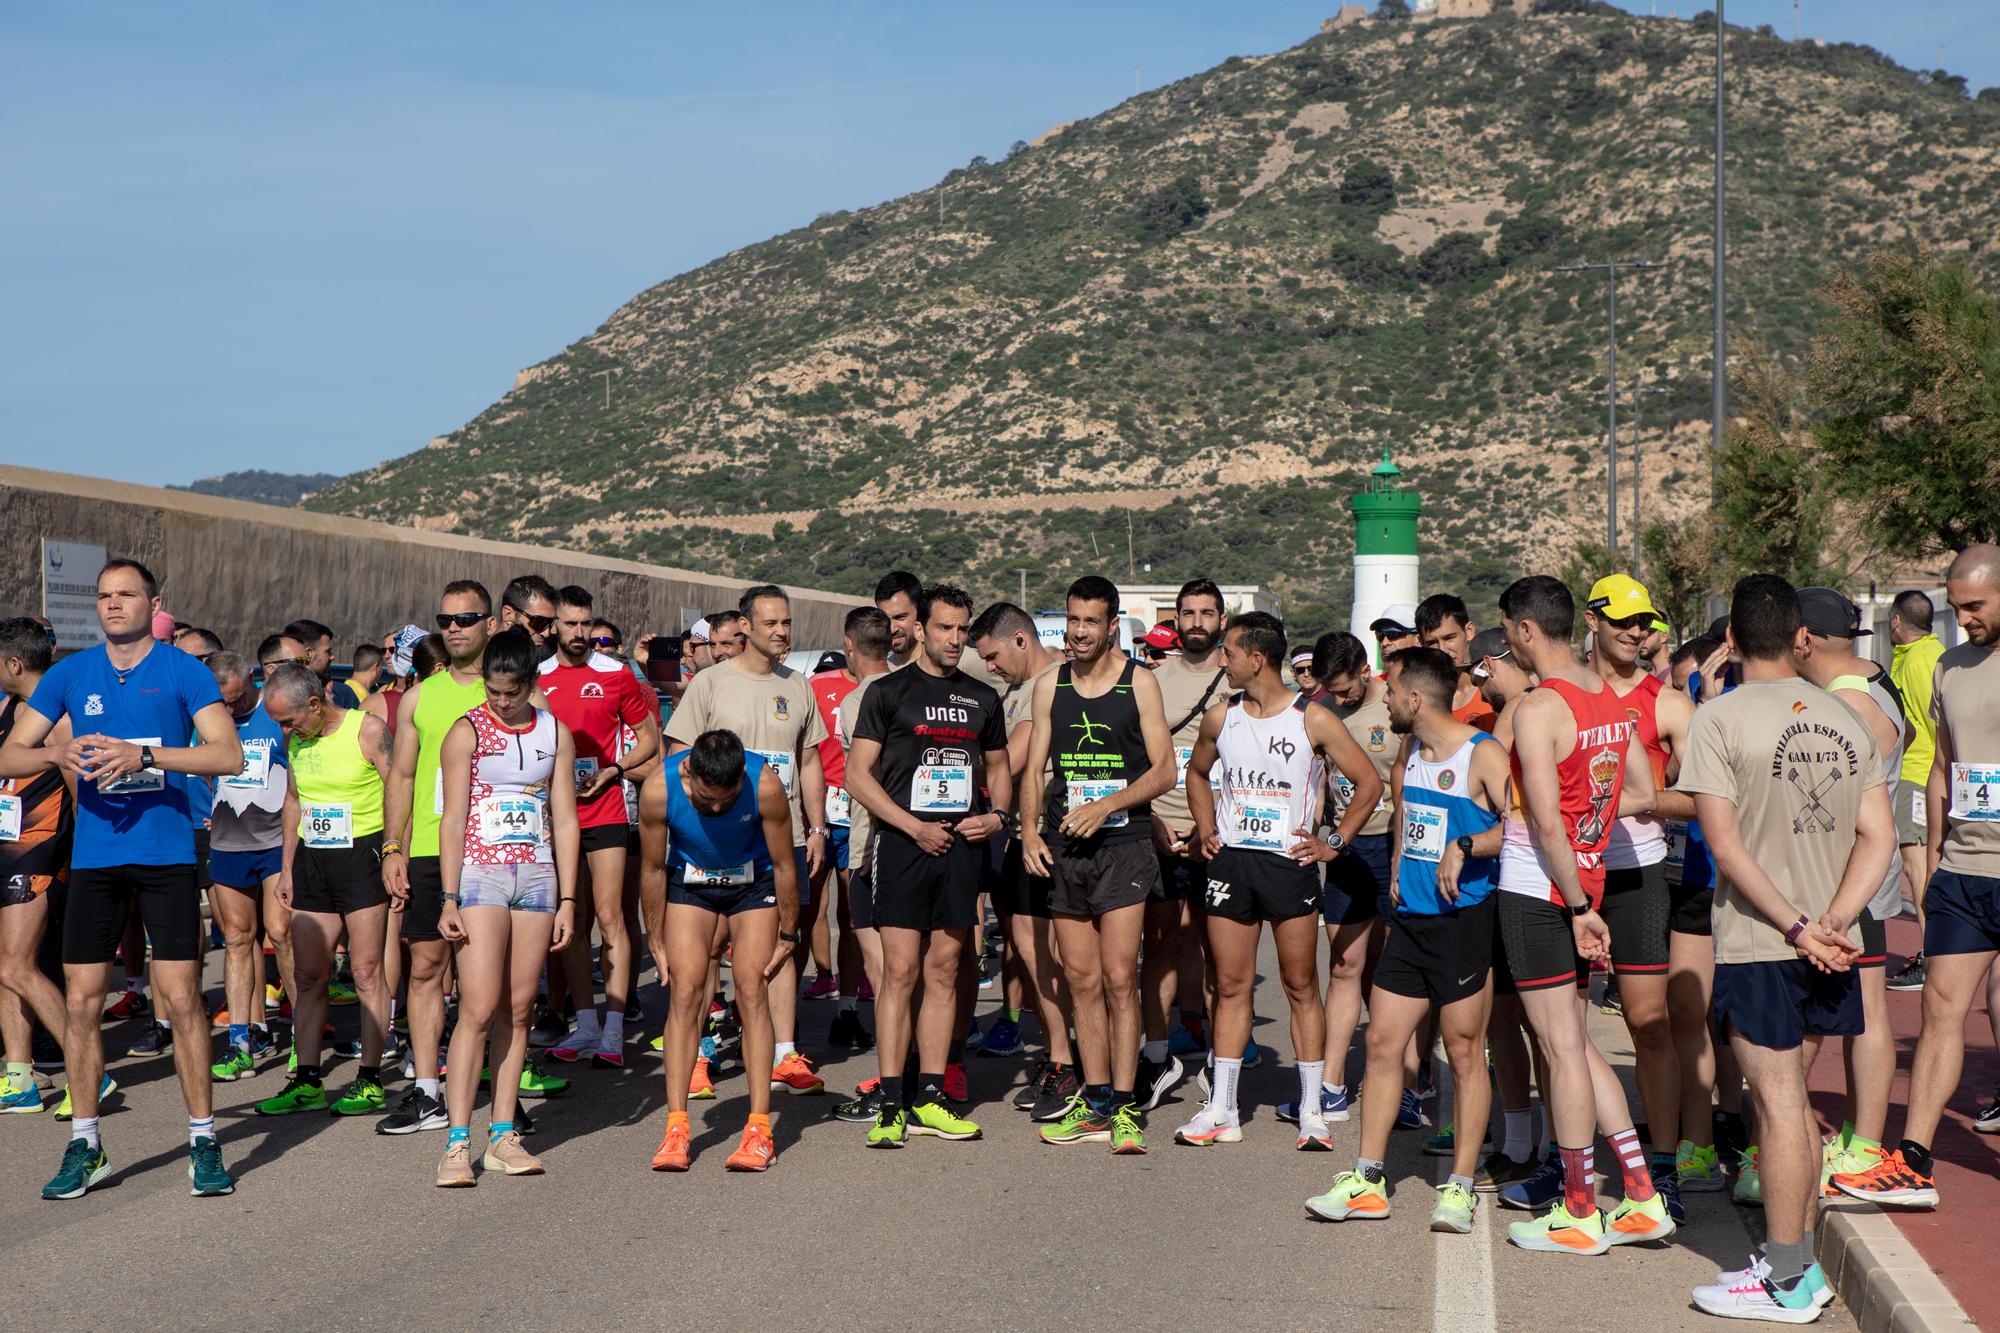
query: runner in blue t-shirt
[{"left": 0, "top": 559, "right": 242, "bottom": 1200}]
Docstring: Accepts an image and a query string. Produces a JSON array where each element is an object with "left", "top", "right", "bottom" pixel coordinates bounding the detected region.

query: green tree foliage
[
  {"left": 170, "top": 470, "right": 339, "bottom": 508},
  {"left": 1714, "top": 344, "right": 1845, "bottom": 586},
  {"left": 1496, "top": 212, "right": 1561, "bottom": 267},
  {"left": 1809, "top": 249, "right": 2000, "bottom": 554},
  {"left": 1414, "top": 231, "right": 1496, "bottom": 285},
  {"left": 1134, "top": 172, "right": 1210, "bottom": 240},
  {"left": 1338, "top": 157, "right": 1397, "bottom": 212},
  {"left": 1639, "top": 518, "right": 1716, "bottom": 639},
  {"left": 1375, "top": 0, "right": 1411, "bottom": 18}
]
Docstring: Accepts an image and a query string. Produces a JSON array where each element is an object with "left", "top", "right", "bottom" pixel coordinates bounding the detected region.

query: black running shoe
[
  {"left": 1133, "top": 1053, "right": 1183, "bottom": 1112},
  {"left": 1886, "top": 955, "right": 1927, "bottom": 992},
  {"left": 828, "top": 1008, "right": 874, "bottom": 1053},
  {"left": 1015, "top": 1060, "right": 1055, "bottom": 1111},
  {"left": 126, "top": 1021, "right": 171, "bottom": 1058},
  {"left": 1029, "top": 1064, "right": 1081, "bottom": 1122},
  {"left": 375, "top": 1086, "right": 446, "bottom": 1136},
  {"left": 833, "top": 1082, "right": 885, "bottom": 1123},
  {"left": 1474, "top": 1148, "right": 1537, "bottom": 1193}
]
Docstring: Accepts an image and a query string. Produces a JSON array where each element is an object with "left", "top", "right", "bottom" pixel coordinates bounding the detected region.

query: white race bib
[
  {"left": 825, "top": 785, "right": 851, "bottom": 828},
  {"left": 0, "top": 793, "right": 20, "bottom": 842},
  {"left": 1665, "top": 820, "right": 1689, "bottom": 870},
  {"left": 1950, "top": 764, "right": 2000, "bottom": 822},
  {"left": 97, "top": 736, "right": 164, "bottom": 795},
  {"left": 433, "top": 769, "right": 445, "bottom": 816},
  {"left": 911, "top": 764, "right": 971, "bottom": 814},
  {"left": 1067, "top": 778, "right": 1129, "bottom": 829},
  {"left": 1224, "top": 799, "right": 1287, "bottom": 852},
  {"left": 1912, "top": 787, "right": 1926, "bottom": 826},
  {"left": 1174, "top": 745, "right": 1194, "bottom": 791},
  {"left": 686, "top": 860, "right": 753, "bottom": 888},
  {"left": 752, "top": 750, "right": 796, "bottom": 796},
  {"left": 221, "top": 740, "right": 272, "bottom": 791},
  {"left": 478, "top": 796, "right": 543, "bottom": 846},
  {"left": 574, "top": 756, "right": 600, "bottom": 794},
  {"left": 303, "top": 804, "right": 353, "bottom": 849},
  {"left": 1403, "top": 804, "right": 1447, "bottom": 864}
]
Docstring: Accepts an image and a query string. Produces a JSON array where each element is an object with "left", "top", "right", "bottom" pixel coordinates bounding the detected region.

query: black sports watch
[
  {"left": 1324, "top": 830, "right": 1346, "bottom": 853},
  {"left": 778, "top": 928, "right": 802, "bottom": 943},
  {"left": 1567, "top": 901, "right": 1590, "bottom": 919},
  {"left": 1456, "top": 835, "right": 1475, "bottom": 859},
  {"left": 140, "top": 745, "right": 156, "bottom": 771}
]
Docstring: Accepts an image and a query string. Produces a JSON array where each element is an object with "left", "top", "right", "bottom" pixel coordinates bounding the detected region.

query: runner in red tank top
[{"left": 1512, "top": 675, "right": 1634, "bottom": 902}]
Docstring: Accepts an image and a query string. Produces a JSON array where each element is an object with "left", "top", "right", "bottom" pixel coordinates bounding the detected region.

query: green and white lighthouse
[{"left": 1348, "top": 447, "right": 1422, "bottom": 657}]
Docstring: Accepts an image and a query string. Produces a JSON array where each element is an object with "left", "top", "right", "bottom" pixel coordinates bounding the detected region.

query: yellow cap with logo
[{"left": 1586, "top": 573, "right": 1657, "bottom": 621}]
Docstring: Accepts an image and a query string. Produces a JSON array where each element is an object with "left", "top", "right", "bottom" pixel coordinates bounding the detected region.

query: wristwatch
[
  {"left": 807, "top": 826, "right": 831, "bottom": 839},
  {"left": 1456, "top": 835, "right": 1475, "bottom": 859},
  {"left": 1324, "top": 830, "right": 1347, "bottom": 852},
  {"left": 1567, "top": 902, "right": 1590, "bottom": 919},
  {"left": 778, "top": 928, "right": 802, "bottom": 943},
  {"left": 1783, "top": 914, "right": 1810, "bottom": 945},
  {"left": 994, "top": 810, "right": 1015, "bottom": 831},
  {"left": 140, "top": 744, "right": 156, "bottom": 771}
]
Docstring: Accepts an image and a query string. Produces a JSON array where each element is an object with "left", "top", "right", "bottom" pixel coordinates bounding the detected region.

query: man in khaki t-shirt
[
  {"left": 1836, "top": 543, "right": 2000, "bottom": 1213},
  {"left": 1674, "top": 576, "right": 1894, "bottom": 1318},
  {"left": 663, "top": 586, "right": 828, "bottom": 1092}
]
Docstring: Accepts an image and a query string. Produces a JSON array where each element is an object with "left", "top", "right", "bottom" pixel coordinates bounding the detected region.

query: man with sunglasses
[
  {"left": 378, "top": 580, "right": 498, "bottom": 1134},
  {"left": 541, "top": 586, "right": 660, "bottom": 1068},
  {"left": 499, "top": 575, "right": 560, "bottom": 657}
]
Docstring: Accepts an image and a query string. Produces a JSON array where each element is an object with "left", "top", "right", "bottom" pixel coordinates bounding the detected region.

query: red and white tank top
[
  {"left": 463, "top": 704, "right": 558, "bottom": 867},
  {"left": 1605, "top": 674, "right": 1668, "bottom": 870},
  {"left": 1499, "top": 677, "right": 1634, "bottom": 906}
]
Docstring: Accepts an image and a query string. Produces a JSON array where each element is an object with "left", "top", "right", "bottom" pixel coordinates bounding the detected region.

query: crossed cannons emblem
[{"left": 1788, "top": 764, "right": 1841, "bottom": 834}]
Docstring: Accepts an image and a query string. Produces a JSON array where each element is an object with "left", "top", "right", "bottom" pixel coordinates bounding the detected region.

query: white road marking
[{"left": 1430, "top": 1050, "right": 1498, "bottom": 1333}]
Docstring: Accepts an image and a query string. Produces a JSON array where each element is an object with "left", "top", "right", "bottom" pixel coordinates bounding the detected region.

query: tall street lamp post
[{"left": 1556, "top": 259, "right": 1662, "bottom": 554}]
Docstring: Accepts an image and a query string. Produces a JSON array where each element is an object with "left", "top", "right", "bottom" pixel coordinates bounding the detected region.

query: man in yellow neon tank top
[
  {"left": 256, "top": 665, "right": 396, "bottom": 1121},
  {"left": 378, "top": 579, "right": 492, "bottom": 1136}
]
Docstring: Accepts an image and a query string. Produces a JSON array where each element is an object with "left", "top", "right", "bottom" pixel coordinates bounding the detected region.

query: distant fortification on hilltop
[{"left": 1324, "top": 0, "right": 1516, "bottom": 30}]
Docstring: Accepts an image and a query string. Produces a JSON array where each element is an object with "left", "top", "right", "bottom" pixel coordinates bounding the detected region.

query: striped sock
[{"left": 1607, "top": 1125, "right": 1655, "bottom": 1201}]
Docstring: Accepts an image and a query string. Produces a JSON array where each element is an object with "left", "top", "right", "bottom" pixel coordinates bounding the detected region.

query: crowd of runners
[{"left": 2, "top": 547, "right": 1997, "bottom": 1323}]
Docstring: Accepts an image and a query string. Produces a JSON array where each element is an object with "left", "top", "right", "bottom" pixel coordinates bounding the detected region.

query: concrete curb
[{"left": 1818, "top": 1202, "right": 1977, "bottom": 1331}]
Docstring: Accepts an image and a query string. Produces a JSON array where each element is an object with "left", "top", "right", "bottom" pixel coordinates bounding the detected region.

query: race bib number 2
[
  {"left": 222, "top": 740, "right": 272, "bottom": 791},
  {"left": 1067, "top": 778, "right": 1128, "bottom": 829},
  {"left": 1951, "top": 764, "right": 2000, "bottom": 822}
]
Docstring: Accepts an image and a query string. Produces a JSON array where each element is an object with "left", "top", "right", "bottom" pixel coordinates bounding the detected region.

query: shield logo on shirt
[
  {"left": 581, "top": 682, "right": 605, "bottom": 700},
  {"left": 1368, "top": 726, "right": 1385, "bottom": 752},
  {"left": 774, "top": 696, "right": 790, "bottom": 721},
  {"left": 1437, "top": 769, "right": 1455, "bottom": 791},
  {"left": 85, "top": 693, "right": 104, "bottom": 717}
]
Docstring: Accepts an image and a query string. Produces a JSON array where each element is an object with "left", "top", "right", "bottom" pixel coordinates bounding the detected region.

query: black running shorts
[
  {"left": 1600, "top": 861, "right": 1671, "bottom": 976},
  {"left": 1047, "top": 834, "right": 1159, "bottom": 917},
  {"left": 1669, "top": 877, "right": 1714, "bottom": 937},
  {"left": 291, "top": 835, "right": 387, "bottom": 916},
  {"left": 871, "top": 829, "right": 981, "bottom": 932},
  {"left": 402, "top": 855, "right": 446, "bottom": 942},
  {"left": 66, "top": 863, "right": 202, "bottom": 965},
  {"left": 1375, "top": 895, "right": 1495, "bottom": 1005},
  {"left": 1494, "top": 893, "right": 1586, "bottom": 993},
  {"left": 992, "top": 837, "right": 1052, "bottom": 920},
  {"left": 1201, "top": 848, "right": 1321, "bottom": 925}
]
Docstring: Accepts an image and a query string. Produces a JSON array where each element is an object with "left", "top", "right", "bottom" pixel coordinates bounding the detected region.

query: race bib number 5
[
  {"left": 753, "top": 750, "right": 796, "bottom": 796},
  {"left": 911, "top": 764, "right": 971, "bottom": 814},
  {"left": 1951, "top": 764, "right": 2000, "bottom": 822}
]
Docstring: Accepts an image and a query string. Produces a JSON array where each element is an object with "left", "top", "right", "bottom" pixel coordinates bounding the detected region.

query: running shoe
[
  {"left": 649, "top": 1034, "right": 664, "bottom": 1052},
  {"left": 867, "top": 1105, "right": 907, "bottom": 1148},
  {"left": 1242, "top": 1037, "right": 1261, "bottom": 1068},
  {"left": 255, "top": 1075, "right": 326, "bottom": 1116},
  {"left": 210, "top": 1047, "right": 256, "bottom": 1083},
  {"left": 856, "top": 977, "right": 873, "bottom": 1002},
  {"left": 515, "top": 1103, "right": 536, "bottom": 1136},
  {"left": 834, "top": 1080, "right": 885, "bottom": 1123},
  {"left": 1597, "top": 974, "right": 1622, "bottom": 1016},
  {"left": 529, "top": 1008, "right": 566, "bottom": 1048},
  {"left": 1506, "top": 1200, "right": 1609, "bottom": 1255},
  {"left": 1885, "top": 954, "right": 1926, "bottom": 991},
  {"left": 104, "top": 990, "right": 150, "bottom": 1020},
  {"left": 976, "top": 1016, "right": 1023, "bottom": 1058},
  {"left": 1306, "top": 1170, "right": 1390, "bottom": 1221},
  {"left": 329, "top": 1077, "right": 386, "bottom": 1117},
  {"left": 1713, "top": 1255, "right": 1834, "bottom": 1310},
  {"left": 1498, "top": 1150, "right": 1564, "bottom": 1211},
  {"left": 725, "top": 1121, "right": 776, "bottom": 1171},
  {"left": 1423, "top": 1123, "right": 1455, "bottom": 1155},
  {"left": 436, "top": 1141, "right": 476, "bottom": 1187},
  {"left": 1173, "top": 1106, "right": 1242, "bottom": 1146},
  {"left": 127, "top": 1022, "right": 171, "bottom": 1058},
  {"left": 31, "top": 1029, "right": 64, "bottom": 1071},
  {"left": 1297, "top": 1110, "right": 1334, "bottom": 1151},
  {"left": 188, "top": 1136, "right": 233, "bottom": 1196},
  {"left": 1974, "top": 1087, "right": 2000, "bottom": 1135},
  {"left": 327, "top": 981, "right": 358, "bottom": 1006},
  {"left": 515, "top": 1061, "right": 569, "bottom": 1098},
  {"left": 1396, "top": 1087, "right": 1425, "bottom": 1131},
  {"left": 1040, "top": 1096, "right": 1112, "bottom": 1145},
  {"left": 482, "top": 1130, "right": 543, "bottom": 1175},
  {"left": 1653, "top": 1164, "right": 1687, "bottom": 1223},
  {"left": 1133, "top": 1053, "right": 1183, "bottom": 1112},
  {"left": 1677, "top": 1140, "right": 1728, "bottom": 1192},
  {"left": 1166, "top": 1024, "right": 1205, "bottom": 1058},
  {"left": 651, "top": 1120, "right": 692, "bottom": 1171},
  {"left": 42, "top": 1137, "right": 111, "bottom": 1200},
  {"left": 1029, "top": 1064, "right": 1082, "bottom": 1122},
  {"left": 1606, "top": 1192, "right": 1676, "bottom": 1245},
  {"left": 802, "top": 971, "right": 838, "bottom": 1002},
  {"left": 828, "top": 1008, "right": 874, "bottom": 1053},
  {"left": 908, "top": 1099, "right": 981, "bottom": 1140},
  {"left": 1430, "top": 1180, "right": 1477, "bottom": 1234},
  {"left": 52, "top": 1074, "right": 116, "bottom": 1122},
  {"left": 690, "top": 1057, "right": 716, "bottom": 1100},
  {"left": 378, "top": 1086, "right": 447, "bottom": 1135},
  {"left": 1691, "top": 1268, "right": 1827, "bottom": 1323},
  {"left": 1476, "top": 1150, "right": 1535, "bottom": 1193},
  {"left": 1733, "top": 1147, "right": 1763, "bottom": 1205},
  {"left": 1277, "top": 1084, "right": 1350, "bottom": 1125},
  {"left": 1831, "top": 1147, "right": 1938, "bottom": 1208},
  {"left": 1110, "top": 1104, "right": 1146, "bottom": 1155},
  {"left": 771, "top": 1052, "right": 824, "bottom": 1095},
  {"left": 941, "top": 1062, "right": 969, "bottom": 1105},
  {"left": 0, "top": 1071, "right": 44, "bottom": 1113},
  {"left": 548, "top": 1029, "right": 598, "bottom": 1063}
]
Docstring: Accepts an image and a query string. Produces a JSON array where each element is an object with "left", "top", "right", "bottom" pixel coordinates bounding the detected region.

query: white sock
[
  {"left": 602, "top": 1011, "right": 625, "bottom": 1044},
  {"left": 189, "top": 1115, "right": 215, "bottom": 1146},
  {"left": 72, "top": 1115, "right": 100, "bottom": 1148},
  {"left": 1324, "top": 1081, "right": 1346, "bottom": 1097},
  {"left": 417, "top": 1078, "right": 440, "bottom": 1100},
  {"left": 1208, "top": 1056, "right": 1242, "bottom": 1116},
  {"left": 1298, "top": 1060, "right": 1325, "bottom": 1116},
  {"left": 1503, "top": 1106, "right": 1534, "bottom": 1161},
  {"left": 126, "top": 977, "right": 146, "bottom": 995},
  {"left": 772, "top": 1041, "right": 797, "bottom": 1065},
  {"left": 573, "top": 1008, "right": 600, "bottom": 1041},
  {"left": 1141, "top": 1039, "right": 1167, "bottom": 1062}
]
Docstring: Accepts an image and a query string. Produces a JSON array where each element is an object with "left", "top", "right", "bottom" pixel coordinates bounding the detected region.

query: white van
[{"left": 1032, "top": 614, "right": 1149, "bottom": 656}]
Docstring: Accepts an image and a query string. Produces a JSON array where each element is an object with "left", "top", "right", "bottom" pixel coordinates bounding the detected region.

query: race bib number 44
[
  {"left": 912, "top": 764, "right": 971, "bottom": 814},
  {"left": 1403, "top": 805, "right": 1447, "bottom": 864},
  {"left": 479, "top": 797, "right": 543, "bottom": 846},
  {"left": 304, "top": 804, "right": 353, "bottom": 849},
  {"left": 1951, "top": 764, "right": 2000, "bottom": 822},
  {"left": 1067, "top": 778, "right": 1128, "bottom": 828}
]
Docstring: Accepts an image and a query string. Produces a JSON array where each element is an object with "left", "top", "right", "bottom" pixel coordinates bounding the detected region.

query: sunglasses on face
[
  {"left": 263, "top": 655, "right": 312, "bottom": 671},
  {"left": 591, "top": 636, "right": 618, "bottom": 648},
  {"left": 521, "top": 614, "right": 556, "bottom": 633},
  {"left": 437, "top": 612, "right": 486, "bottom": 629}
]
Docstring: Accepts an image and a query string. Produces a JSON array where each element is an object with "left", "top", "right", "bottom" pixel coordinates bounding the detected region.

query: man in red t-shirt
[
  {"left": 539, "top": 586, "right": 661, "bottom": 1065},
  {"left": 808, "top": 619, "right": 875, "bottom": 1048}
]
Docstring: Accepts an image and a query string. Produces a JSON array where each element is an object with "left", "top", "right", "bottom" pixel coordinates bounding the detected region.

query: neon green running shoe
[
  {"left": 485, "top": 1061, "right": 570, "bottom": 1098},
  {"left": 327, "top": 981, "right": 358, "bottom": 1005},
  {"left": 1039, "top": 1095, "right": 1110, "bottom": 1145},
  {"left": 1606, "top": 1191, "right": 1675, "bottom": 1245},
  {"left": 867, "top": 1105, "right": 907, "bottom": 1148},
  {"left": 211, "top": 1048, "right": 256, "bottom": 1083},
  {"left": 1731, "top": 1147, "right": 1761, "bottom": 1205},
  {"left": 1110, "top": 1104, "right": 1146, "bottom": 1155},
  {"left": 649, "top": 1034, "right": 664, "bottom": 1052},
  {"left": 1676, "top": 1139, "right": 1726, "bottom": 1192},
  {"left": 1430, "top": 1180, "right": 1477, "bottom": 1234},
  {"left": 909, "top": 1098, "right": 980, "bottom": 1140},
  {"left": 0, "top": 1070, "right": 45, "bottom": 1113},
  {"left": 1307, "top": 1169, "right": 1391, "bottom": 1221},
  {"left": 52, "top": 1074, "right": 116, "bottom": 1121},
  {"left": 1506, "top": 1199, "right": 1609, "bottom": 1255},
  {"left": 253, "top": 1074, "right": 326, "bottom": 1116},
  {"left": 1423, "top": 1122, "right": 1456, "bottom": 1156},
  {"left": 329, "top": 1077, "right": 386, "bottom": 1117}
]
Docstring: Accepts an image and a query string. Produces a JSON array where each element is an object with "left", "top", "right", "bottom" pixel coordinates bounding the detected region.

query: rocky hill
[{"left": 305, "top": 10, "right": 2000, "bottom": 632}]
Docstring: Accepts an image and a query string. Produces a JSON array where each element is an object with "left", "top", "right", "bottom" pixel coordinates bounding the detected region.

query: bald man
[{"left": 1834, "top": 544, "right": 2000, "bottom": 1211}]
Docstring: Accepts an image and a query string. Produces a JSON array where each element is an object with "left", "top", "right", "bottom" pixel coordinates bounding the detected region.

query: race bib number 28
[{"left": 1403, "top": 804, "right": 1447, "bottom": 864}]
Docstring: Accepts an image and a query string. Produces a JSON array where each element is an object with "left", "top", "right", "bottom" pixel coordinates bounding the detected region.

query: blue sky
[{"left": 4, "top": 1, "right": 1993, "bottom": 487}]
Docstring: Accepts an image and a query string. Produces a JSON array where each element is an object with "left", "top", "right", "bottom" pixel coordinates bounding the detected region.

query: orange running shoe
[
  {"left": 651, "top": 1119, "right": 692, "bottom": 1171},
  {"left": 1831, "top": 1147, "right": 1939, "bottom": 1208},
  {"left": 771, "top": 1052, "right": 824, "bottom": 1095},
  {"left": 725, "top": 1121, "right": 776, "bottom": 1172},
  {"left": 689, "top": 1057, "right": 716, "bottom": 1100}
]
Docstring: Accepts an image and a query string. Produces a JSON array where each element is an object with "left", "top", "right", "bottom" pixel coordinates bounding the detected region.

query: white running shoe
[
  {"left": 1296, "top": 1110, "right": 1334, "bottom": 1151},
  {"left": 1173, "top": 1106, "right": 1242, "bottom": 1146}
]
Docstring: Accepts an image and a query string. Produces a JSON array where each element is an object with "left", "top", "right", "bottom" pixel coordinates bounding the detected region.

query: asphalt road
[{"left": 7, "top": 936, "right": 1855, "bottom": 1332}]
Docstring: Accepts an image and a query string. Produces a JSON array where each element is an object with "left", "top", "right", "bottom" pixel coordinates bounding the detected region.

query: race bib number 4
[
  {"left": 753, "top": 750, "right": 796, "bottom": 796},
  {"left": 0, "top": 794, "right": 20, "bottom": 842},
  {"left": 911, "top": 764, "right": 971, "bottom": 814},
  {"left": 303, "top": 804, "right": 353, "bottom": 849},
  {"left": 825, "top": 786, "right": 851, "bottom": 828},
  {"left": 1403, "top": 804, "right": 1447, "bottom": 864},
  {"left": 97, "top": 736, "right": 165, "bottom": 795},
  {"left": 1665, "top": 820, "right": 1689, "bottom": 870},
  {"left": 1951, "top": 764, "right": 2000, "bottom": 822},
  {"left": 222, "top": 740, "right": 272, "bottom": 791},
  {"left": 686, "top": 860, "right": 753, "bottom": 889},
  {"left": 1067, "top": 778, "right": 1129, "bottom": 829},
  {"left": 1224, "top": 800, "right": 1287, "bottom": 852},
  {"left": 478, "top": 796, "right": 543, "bottom": 846}
]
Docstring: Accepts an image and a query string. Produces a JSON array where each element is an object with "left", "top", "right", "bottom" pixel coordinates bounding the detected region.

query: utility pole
[
  {"left": 597, "top": 370, "right": 613, "bottom": 409},
  {"left": 1713, "top": 0, "right": 1727, "bottom": 506},
  {"left": 1013, "top": 568, "right": 1029, "bottom": 608},
  {"left": 1135, "top": 63, "right": 1141, "bottom": 95},
  {"left": 1629, "top": 381, "right": 1669, "bottom": 574},
  {"left": 1556, "top": 259, "right": 1662, "bottom": 555},
  {"left": 1126, "top": 511, "right": 1136, "bottom": 581}
]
